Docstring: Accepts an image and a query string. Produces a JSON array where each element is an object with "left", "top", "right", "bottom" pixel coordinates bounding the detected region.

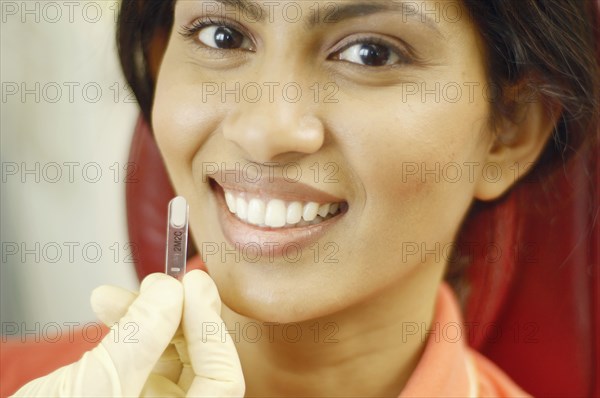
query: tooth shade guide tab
[{"left": 165, "top": 196, "right": 189, "bottom": 279}]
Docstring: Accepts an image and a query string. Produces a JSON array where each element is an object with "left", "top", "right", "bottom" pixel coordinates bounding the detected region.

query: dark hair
[
  {"left": 117, "top": 0, "right": 175, "bottom": 120},
  {"left": 464, "top": 0, "right": 599, "bottom": 155}
]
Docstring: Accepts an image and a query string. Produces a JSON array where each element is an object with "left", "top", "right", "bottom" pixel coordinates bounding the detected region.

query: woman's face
[{"left": 153, "top": 0, "right": 494, "bottom": 322}]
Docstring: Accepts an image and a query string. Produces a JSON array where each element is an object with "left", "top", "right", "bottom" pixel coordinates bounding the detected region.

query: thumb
[
  {"left": 90, "top": 284, "right": 138, "bottom": 326},
  {"left": 100, "top": 272, "right": 183, "bottom": 397}
]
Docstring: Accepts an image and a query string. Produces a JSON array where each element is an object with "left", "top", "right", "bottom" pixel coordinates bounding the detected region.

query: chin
[{"left": 211, "top": 264, "right": 355, "bottom": 324}]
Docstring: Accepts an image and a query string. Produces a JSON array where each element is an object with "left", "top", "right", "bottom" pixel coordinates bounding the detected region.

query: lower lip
[{"left": 211, "top": 182, "right": 346, "bottom": 259}]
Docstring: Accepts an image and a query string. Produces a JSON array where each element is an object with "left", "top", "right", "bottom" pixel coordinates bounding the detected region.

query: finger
[
  {"left": 172, "top": 332, "right": 193, "bottom": 391},
  {"left": 140, "top": 374, "right": 186, "bottom": 398},
  {"left": 90, "top": 285, "right": 138, "bottom": 326},
  {"left": 92, "top": 281, "right": 186, "bottom": 386},
  {"left": 151, "top": 339, "right": 183, "bottom": 384},
  {"left": 181, "top": 270, "right": 245, "bottom": 397},
  {"left": 100, "top": 272, "right": 184, "bottom": 397}
]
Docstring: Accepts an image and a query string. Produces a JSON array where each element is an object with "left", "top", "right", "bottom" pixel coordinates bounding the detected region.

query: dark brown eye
[
  {"left": 360, "top": 43, "right": 391, "bottom": 66},
  {"left": 197, "top": 25, "right": 252, "bottom": 50},
  {"left": 335, "top": 41, "right": 403, "bottom": 67}
]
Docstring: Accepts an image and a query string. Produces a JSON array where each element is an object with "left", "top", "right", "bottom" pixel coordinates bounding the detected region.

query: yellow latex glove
[{"left": 12, "top": 270, "right": 245, "bottom": 397}]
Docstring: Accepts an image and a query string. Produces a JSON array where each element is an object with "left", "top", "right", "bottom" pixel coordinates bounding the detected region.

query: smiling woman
[{"left": 4, "top": 0, "right": 600, "bottom": 397}]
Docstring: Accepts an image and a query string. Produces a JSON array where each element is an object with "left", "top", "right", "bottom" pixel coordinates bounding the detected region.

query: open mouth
[
  {"left": 206, "top": 169, "right": 349, "bottom": 256},
  {"left": 209, "top": 178, "right": 349, "bottom": 230}
]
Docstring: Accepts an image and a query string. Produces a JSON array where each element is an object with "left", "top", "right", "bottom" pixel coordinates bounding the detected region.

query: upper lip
[{"left": 207, "top": 167, "right": 346, "bottom": 204}]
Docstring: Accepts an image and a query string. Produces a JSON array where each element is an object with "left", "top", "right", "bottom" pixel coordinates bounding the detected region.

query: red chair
[{"left": 126, "top": 104, "right": 599, "bottom": 397}]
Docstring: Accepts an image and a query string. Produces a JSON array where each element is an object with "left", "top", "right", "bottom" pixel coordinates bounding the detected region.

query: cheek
[
  {"left": 331, "top": 93, "right": 490, "bottom": 256},
  {"left": 152, "top": 55, "right": 226, "bottom": 194},
  {"left": 153, "top": 82, "right": 210, "bottom": 164}
]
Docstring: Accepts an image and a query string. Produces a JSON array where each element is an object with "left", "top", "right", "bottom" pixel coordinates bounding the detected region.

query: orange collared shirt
[{"left": 399, "top": 282, "right": 531, "bottom": 397}]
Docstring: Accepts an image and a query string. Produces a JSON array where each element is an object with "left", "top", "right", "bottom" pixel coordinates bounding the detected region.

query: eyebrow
[{"left": 193, "top": 0, "right": 441, "bottom": 34}]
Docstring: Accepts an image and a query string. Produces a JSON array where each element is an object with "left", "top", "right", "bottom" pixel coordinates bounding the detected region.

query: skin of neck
[{"left": 220, "top": 259, "right": 446, "bottom": 397}]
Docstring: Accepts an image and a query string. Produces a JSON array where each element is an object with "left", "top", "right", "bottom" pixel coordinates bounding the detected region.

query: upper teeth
[{"left": 224, "top": 190, "right": 341, "bottom": 228}]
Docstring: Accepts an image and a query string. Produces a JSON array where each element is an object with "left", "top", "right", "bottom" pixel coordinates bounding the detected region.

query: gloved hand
[{"left": 11, "top": 270, "right": 245, "bottom": 397}]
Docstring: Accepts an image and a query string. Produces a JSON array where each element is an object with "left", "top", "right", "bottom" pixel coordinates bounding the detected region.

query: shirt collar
[{"left": 399, "top": 282, "right": 478, "bottom": 397}]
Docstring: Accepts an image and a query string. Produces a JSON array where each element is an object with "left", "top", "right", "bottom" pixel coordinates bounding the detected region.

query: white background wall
[{"left": 1, "top": 0, "right": 140, "bottom": 335}]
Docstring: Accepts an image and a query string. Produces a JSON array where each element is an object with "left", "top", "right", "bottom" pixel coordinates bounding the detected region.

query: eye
[
  {"left": 180, "top": 18, "right": 254, "bottom": 51},
  {"left": 331, "top": 39, "right": 410, "bottom": 67},
  {"left": 198, "top": 25, "right": 253, "bottom": 50}
]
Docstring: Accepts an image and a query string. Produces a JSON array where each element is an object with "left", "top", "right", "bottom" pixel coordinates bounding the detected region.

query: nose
[{"left": 221, "top": 92, "right": 325, "bottom": 163}]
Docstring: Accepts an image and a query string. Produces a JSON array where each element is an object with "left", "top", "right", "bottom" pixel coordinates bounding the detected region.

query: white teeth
[
  {"left": 317, "top": 203, "right": 330, "bottom": 218},
  {"left": 302, "top": 202, "right": 319, "bottom": 222},
  {"left": 236, "top": 197, "right": 248, "bottom": 220},
  {"left": 222, "top": 189, "right": 343, "bottom": 228},
  {"left": 329, "top": 203, "right": 339, "bottom": 214},
  {"left": 265, "top": 199, "right": 287, "bottom": 228},
  {"left": 224, "top": 191, "right": 237, "bottom": 213},
  {"left": 286, "top": 201, "right": 303, "bottom": 224},
  {"left": 247, "top": 198, "right": 266, "bottom": 225}
]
